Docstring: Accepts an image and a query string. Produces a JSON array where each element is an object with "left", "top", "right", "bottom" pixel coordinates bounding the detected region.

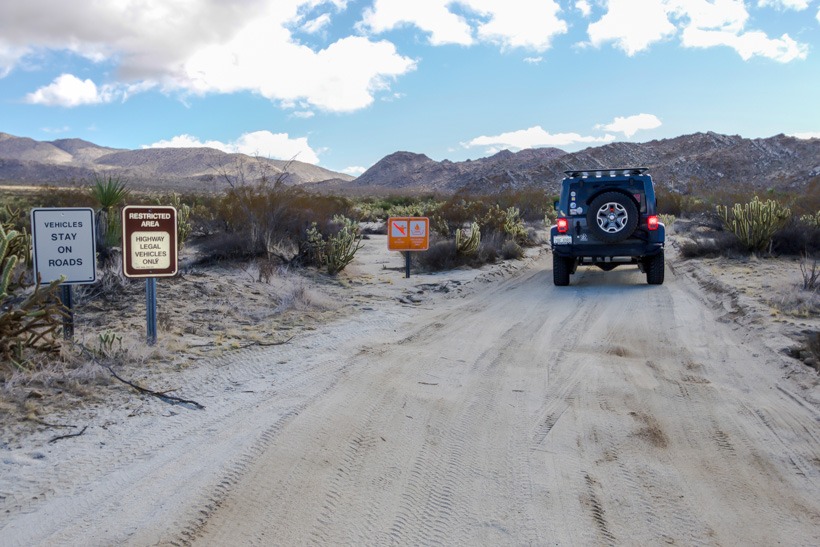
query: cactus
[
  {"left": 302, "top": 216, "right": 363, "bottom": 275},
  {"left": 716, "top": 196, "right": 791, "bottom": 253},
  {"left": 1, "top": 223, "right": 67, "bottom": 366},
  {"left": 1, "top": 225, "right": 19, "bottom": 299},
  {"left": 799, "top": 210, "right": 820, "bottom": 228},
  {"left": 164, "top": 193, "right": 193, "bottom": 248},
  {"left": 456, "top": 222, "right": 481, "bottom": 255},
  {"left": 503, "top": 206, "right": 527, "bottom": 243}
]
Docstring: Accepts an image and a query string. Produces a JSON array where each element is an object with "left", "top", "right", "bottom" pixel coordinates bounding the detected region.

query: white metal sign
[{"left": 31, "top": 207, "right": 97, "bottom": 284}]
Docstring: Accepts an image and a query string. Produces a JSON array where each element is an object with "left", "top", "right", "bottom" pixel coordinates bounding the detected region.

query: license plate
[{"left": 553, "top": 235, "right": 572, "bottom": 245}]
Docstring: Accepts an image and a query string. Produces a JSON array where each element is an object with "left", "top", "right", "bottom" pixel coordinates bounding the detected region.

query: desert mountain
[
  {"left": 320, "top": 132, "right": 820, "bottom": 195},
  {"left": 0, "top": 132, "right": 353, "bottom": 192}
]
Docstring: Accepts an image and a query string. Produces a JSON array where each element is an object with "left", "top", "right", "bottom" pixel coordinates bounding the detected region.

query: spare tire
[{"left": 586, "top": 192, "right": 639, "bottom": 243}]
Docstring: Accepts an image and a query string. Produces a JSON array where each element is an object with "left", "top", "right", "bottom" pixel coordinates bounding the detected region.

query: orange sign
[{"left": 388, "top": 217, "right": 429, "bottom": 251}]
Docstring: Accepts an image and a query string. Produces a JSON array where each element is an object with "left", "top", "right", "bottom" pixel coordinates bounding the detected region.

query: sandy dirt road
[{"left": 2, "top": 246, "right": 819, "bottom": 545}]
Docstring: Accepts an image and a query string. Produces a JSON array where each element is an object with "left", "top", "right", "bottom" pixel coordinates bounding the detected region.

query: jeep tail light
[
  {"left": 647, "top": 215, "right": 659, "bottom": 231},
  {"left": 557, "top": 218, "right": 569, "bottom": 233}
]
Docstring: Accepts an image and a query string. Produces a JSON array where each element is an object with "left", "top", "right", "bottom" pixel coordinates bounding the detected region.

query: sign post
[
  {"left": 31, "top": 208, "right": 97, "bottom": 339},
  {"left": 122, "top": 206, "right": 178, "bottom": 345},
  {"left": 387, "top": 217, "right": 429, "bottom": 278}
]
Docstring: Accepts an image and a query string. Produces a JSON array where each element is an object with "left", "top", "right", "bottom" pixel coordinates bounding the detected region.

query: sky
[{"left": 0, "top": 0, "right": 818, "bottom": 177}]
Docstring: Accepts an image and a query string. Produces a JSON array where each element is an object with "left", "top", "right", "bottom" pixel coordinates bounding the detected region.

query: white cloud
[
  {"left": 24, "top": 74, "right": 155, "bottom": 107},
  {"left": 291, "top": 110, "right": 316, "bottom": 119},
  {"left": 588, "top": 0, "right": 677, "bottom": 56},
  {"left": 361, "top": 0, "right": 474, "bottom": 46},
  {"left": 595, "top": 113, "right": 662, "bottom": 137},
  {"left": 758, "top": 0, "right": 810, "bottom": 10},
  {"left": 1, "top": 1, "right": 415, "bottom": 112},
  {"left": 145, "top": 130, "right": 320, "bottom": 164},
  {"left": 467, "top": 0, "right": 568, "bottom": 51},
  {"left": 789, "top": 132, "right": 820, "bottom": 139},
  {"left": 24, "top": 74, "right": 112, "bottom": 107},
  {"left": 361, "top": 0, "right": 568, "bottom": 51},
  {"left": 302, "top": 13, "right": 332, "bottom": 34},
  {"left": 524, "top": 56, "right": 543, "bottom": 64},
  {"left": 463, "top": 126, "right": 615, "bottom": 152},
  {"left": 342, "top": 165, "right": 367, "bottom": 176},
  {"left": 586, "top": 0, "right": 808, "bottom": 62},
  {"left": 681, "top": 26, "right": 807, "bottom": 62},
  {"left": 576, "top": 1, "right": 593, "bottom": 17}
]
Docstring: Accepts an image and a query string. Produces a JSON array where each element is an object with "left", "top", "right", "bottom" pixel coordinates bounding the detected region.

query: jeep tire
[
  {"left": 553, "top": 254, "right": 572, "bottom": 286},
  {"left": 587, "top": 192, "right": 639, "bottom": 243},
  {"left": 645, "top": 251, "right": 664, "bottom": 285}
]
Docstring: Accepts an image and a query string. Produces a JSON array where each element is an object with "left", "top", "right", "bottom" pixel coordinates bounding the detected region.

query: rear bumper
[{"left": 550, "top": 225, "right": 664, "bottom": 261}]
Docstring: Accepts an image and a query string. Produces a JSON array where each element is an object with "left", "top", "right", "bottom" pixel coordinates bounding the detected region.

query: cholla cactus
[
  {"left": 717, "top": 196, "right": 791, "bottom": 253},
  {"left": 303, "top": 216, "right": 363, "bottom": 275},
  {"left": 503, "top": 206, "right": 527, "bottom": 243},
  {"left": 0, "top": 224, "right": 18, "bottom": 299},
  {"left": 167, "top": 193, "right": 193, "bottom": 248},
  {"left": 1, "top": 224, "right": 67, "bottom": 365},
  {"left": 456, "top": 222, "right": 481, "bottom": 255},
  {"left": 799, "top": 210, "right": 820, "bottom": 228}
]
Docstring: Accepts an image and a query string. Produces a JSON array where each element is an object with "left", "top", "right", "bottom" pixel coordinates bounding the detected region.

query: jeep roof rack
[{"left": 563, "top": 167, "right": 649, "bottom": 178}]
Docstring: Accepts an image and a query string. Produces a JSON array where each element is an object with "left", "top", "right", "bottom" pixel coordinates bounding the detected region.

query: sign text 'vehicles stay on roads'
[{"left": 31, "top": 207, "right": 97, "bottom": 284}]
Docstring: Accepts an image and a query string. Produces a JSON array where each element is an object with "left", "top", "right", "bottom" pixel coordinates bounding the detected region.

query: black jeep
[{"left": 549, "top": 168, "right": 665, "bottom": 286}]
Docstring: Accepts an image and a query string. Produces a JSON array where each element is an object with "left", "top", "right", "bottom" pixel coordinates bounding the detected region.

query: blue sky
[{"left": 1, "top": 0, "right": 818, "bottom": 176}]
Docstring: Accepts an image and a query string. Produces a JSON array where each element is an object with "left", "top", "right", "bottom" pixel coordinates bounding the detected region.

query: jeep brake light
[
  {"left": 647, "top": 215, "right": 659, "bottom": 231},
  {"left": 557, "top": 218, "right": 569, "bottom": 233}
]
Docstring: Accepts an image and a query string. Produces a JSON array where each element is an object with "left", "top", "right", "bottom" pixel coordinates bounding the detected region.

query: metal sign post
[
  {"left": 59, "top": 285, "right": 74, "bottom": 339},
  {"left": 146, "top": 277, "right": 158, "bottom": 345},
  {"left": 122, "top": 206, "right": 178, "bottom": 345},
  {"left": 30, "top": 208, "right": 97, "bottom": 340},
  {"left": 387, "top": 217, "right": 430, "bottom": 279}
]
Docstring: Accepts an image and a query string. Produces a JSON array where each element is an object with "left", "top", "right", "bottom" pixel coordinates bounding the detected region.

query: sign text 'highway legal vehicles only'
[
  {"left": 31, "top": 207, "right": 97, "bottom": 284},
  {"left": 387, "top": 217, "right": 429, "bottom": 251},
  {"left": 122, "top": 205, "right": 178, "bottom": 278}
]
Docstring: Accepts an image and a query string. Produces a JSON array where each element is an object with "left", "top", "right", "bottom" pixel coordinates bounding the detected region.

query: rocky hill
[
  {"left": 0, "top": 132, "right": 353, "bottom": 192},
  {"left": 324, "top": 132, "right": 820, "bottom": 195},
  {"left": 3, "top": 131, "right": 818, "bottom": 196}
]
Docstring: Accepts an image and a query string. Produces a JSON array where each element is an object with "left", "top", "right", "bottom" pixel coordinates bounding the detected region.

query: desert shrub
[
  {"left": 800, "top": 255, "right": 819, "bottom": 291},
  {"left": 1, "top": 223, "right": 67, "bottom": 372},
  {"left": 501, "top": 239, "right": 525, "bottom": 260},
  {"left": 678, "top": 232, "right": 744, "bottom": 258},
  {"left": 352, "top": 195, "right": 440, "bottom": 222},
  {"left": 716, "top": 196, "right": 791, "bottom": 253},
  {"left": 301, "top": 215, "right": 363, "bottom": 275},
  {"left": 430, "top": 194, "right": 485, "bottom": 237},
  {"left": 196, "top": 232, "right": 262, "bottom": 263},
  {"left": 90, "top": 175, "right": 129, "bottom": 251},
  {"left": 655, "top": 187, "right": 713, "bottom": 217},
  {"left": 415, "top": 238, "right": 461, "bottom": 272},
  {"left": 416, "top": 230, "right": 519, "bottom": 272},
  {"left": 771, "top": 219, "right": 820, "bottom": 256},
  {"left": 157, "top": 193, "right": 193, "bottom": 249},
  {"left": 32, "top": 186, "right": 94, "bottom": 209},
  {"left": 214, "top": 185, "right": 353, "bottom": 263}
]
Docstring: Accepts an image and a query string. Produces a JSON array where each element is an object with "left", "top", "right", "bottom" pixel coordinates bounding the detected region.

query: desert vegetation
[{"left": 1, "top": 172, "right": 818, "bottom": 395}]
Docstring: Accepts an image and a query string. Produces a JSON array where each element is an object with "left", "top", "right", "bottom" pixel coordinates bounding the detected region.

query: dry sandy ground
[{"left": 1, "top": 232, "right": 818, "bottom": 545}]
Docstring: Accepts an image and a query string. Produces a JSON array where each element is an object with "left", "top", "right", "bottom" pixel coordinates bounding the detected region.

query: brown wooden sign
[{"left": 122, "top": 206, "right": 178, "bottom": 278}]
